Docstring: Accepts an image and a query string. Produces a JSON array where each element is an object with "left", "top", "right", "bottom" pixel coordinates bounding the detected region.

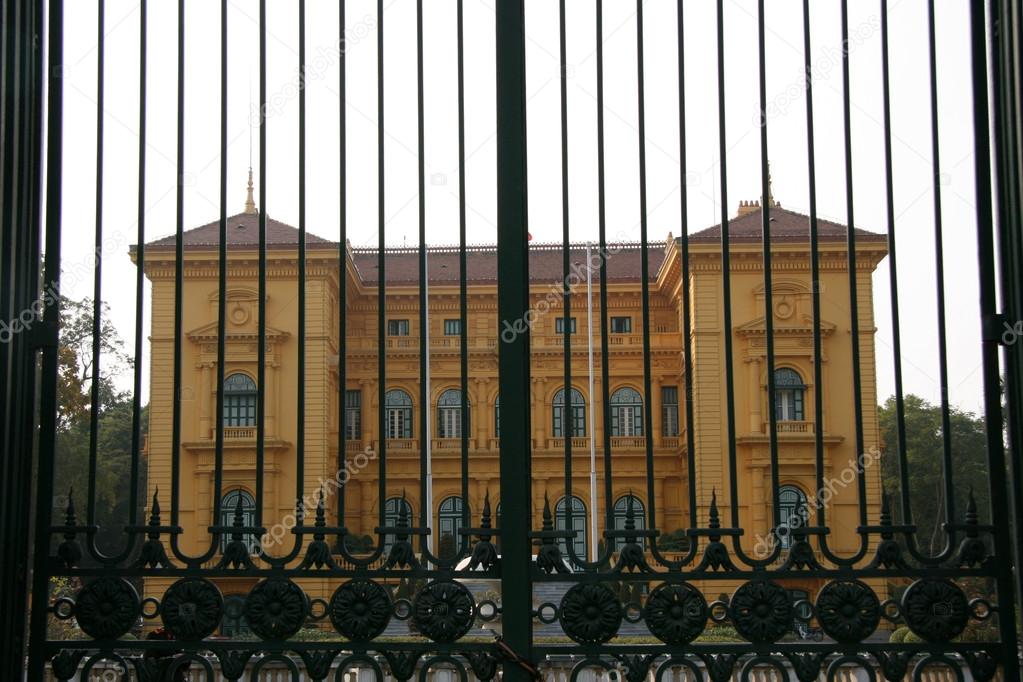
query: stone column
[
  {"left": 199, "top": 362, "right": 213, "bottom": 439},
  {"left": 653, "top": 476, "right": 665, "bottom": 531},
  {"left": 750, "top": 464, "right": 767, "bottom": 551},
  {"left": 651, "top": 376, "right": 662, "bottom": 444},
  {"left": 474, "top": 378, "right": 489, "bottom": 448},
  {"left": 748, "top": 357, "right": 762, "bottom": 433},
  {"left": 532, "top": 377, "right": 546, "bottom": 447},
  {"left": 361, "top": 380, "right": 376, "bottom": 449},
  {"left": 265, "top": 360, "right": 277, "bottom": 437}
]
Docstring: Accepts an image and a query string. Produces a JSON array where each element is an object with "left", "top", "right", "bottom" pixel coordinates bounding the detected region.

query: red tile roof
[
  {"left": 688, "top": 206, "right": 886, "bottom": 244},
  {"left": 349, "top": 243, "right": 666, "bottom": 285},
  {"left": 138, "top": 206, "right": 884, "bottom": 283},
  {"left": 138, "top": 213, "right": 336, "bottom": 251}
]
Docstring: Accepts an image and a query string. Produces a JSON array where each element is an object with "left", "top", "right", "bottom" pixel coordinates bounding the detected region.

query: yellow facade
[{"left": 135, "top": 192, "right": 888, "bottom": 614}]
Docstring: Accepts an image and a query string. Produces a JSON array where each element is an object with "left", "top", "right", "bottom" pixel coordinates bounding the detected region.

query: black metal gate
[{"left": 3, "top": 1, "right": 1023, "bottom": 680}]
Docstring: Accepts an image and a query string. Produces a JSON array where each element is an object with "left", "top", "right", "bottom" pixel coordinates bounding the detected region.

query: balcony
[
  {"left": 610, "top": 436, "right": 646, "bottom": 449},
  {"left": 223, "top": 426, "right": 256, "bottom": 440},
  {"left": 773, "top": 420, "right": 814, "bottom": 434},
  {"left": 547, "top": 437, "right": 591, "bottom": 450}
]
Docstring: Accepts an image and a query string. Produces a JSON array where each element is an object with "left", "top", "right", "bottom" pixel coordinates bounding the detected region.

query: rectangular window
[
  {"left": 388, "top": 319, "right": 410, "bottom": 336},
  {"left": 555, "top": 317, "right": 577, "bottom": 334},
  {"left": 386, "top": 408, "right": 412, "bottom": 439},
  {"left": 444, "top": 319, "right": 461, "bottom": 336},
  {"left": 344, "top": 390, "right": 361, "bottom": 440},
  {"left": 611, "top": 316, "right": 632, "bottom": 333},
  {"left": 661, "top": 386, "right": 679, "bottom": 437}
]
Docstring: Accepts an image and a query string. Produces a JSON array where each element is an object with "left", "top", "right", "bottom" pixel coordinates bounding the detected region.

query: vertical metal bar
[
  {"left": 337, "top": 0, "right": 348, "bottom": 536},
  {"left": 925, "top": 0, "right": 957, "bottom": 546},
  {"left": 295, "top": 0, "right": 308, "bottom": 546},
  {"left": 86, "top": 0, "right": 106, "bottom": 538},
  {"left": 879, "top": 0, "right": 932, "bottom": 563},
  {"left": 256, "top": 0, "right": 268, "bottom": 532},
  {"left": 376, "top": 0, "right": 387, "bottom": 534},
  {"left": 755, "top": 0, "right": 781, "bottom": 542},
  {"left": 596, "top": 0, "right": 614, "bottom": 538},
  {"left": 801, "top": 0, "right": 862, "bottom": 566},
  {"left": 676, "top": 0, "right": 698, "bottom": 541},
  {"left": 558, "top": 0, "right": 576, "bottom": 566},
  {"left": 635, "top": 0, "right": 657, "bottom": 538},
  {"left": 416, "top": 0, "right": 430, "bottom": 556},
  {"left": 457, "top": 0, "right": 471, "bottom": 558},
  {"left": 991, "top": 0, "right": 1023, "bottom": 636},
  {"left": 211, "top": 0, "right": 226, "bottom": 549},
  {"left": 715, "top": 0, "right": 741, "bottom": 546},
  {"left": 169, "top": 0, "right": 187, "bottom": 558},
  {"left": 839, "top": 0, "right": 869, "bottom": 533},
  {"left": 496, "top": 0, "right": 532, "bottom": 673},
  {"left": 4, "top": 1, "right": 45, "bottom": 674},
  {"left": 27, "top": 0, "right": 63, "bottom": 674},
  {"left": 130, "top": 0, "right": 148, "bottom": 540},
  {"left": 970, "top": 1, "right": 1022, "bottom": 674}
]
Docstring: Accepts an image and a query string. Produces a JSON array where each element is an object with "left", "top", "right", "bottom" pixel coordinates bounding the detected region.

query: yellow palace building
[{"left": 134, "top": 183, "right": 888, "bottom": 628}]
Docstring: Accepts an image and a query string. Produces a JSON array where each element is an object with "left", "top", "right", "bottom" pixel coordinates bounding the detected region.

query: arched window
[
  {"left": 774, "top": 369, "right": 805, "bottom": 421},
  {"left": 438, "top": 496, "right": 466, "bottom": 559},
  {"left": 777, "top": 485, "right": 809, "bottom": 548},
  {"left": 494, "top": 395, "right": 500, "bottom": 439},
  {"left": 383, "top": 496, "right": 413, "bottom": 554},
  {"left": 385, "top": 389, "right": 413, "bottom": 439},
  {"left": 552, "top": 388, "right": 586, "bottom": 437},
  {"left": 612, "top": 494, "right": 646, "bottom": 551},
  {"left": 223, "top": 373, "right": 257, "bottom": 426},
  {"left": 555, "top": 495, "right": 587, "bottom": 560},
  {"left": 437, "top": 389, "right": 469, "bottom": 438},
  {"left": 221, "top": 594, "right": 250, "bottom": 636},
  {"left": 610, "top": 387, "right": 644, "bottom": 436},
  {"left": 220, "top": 489, "right": 257, "bottom": 554}
]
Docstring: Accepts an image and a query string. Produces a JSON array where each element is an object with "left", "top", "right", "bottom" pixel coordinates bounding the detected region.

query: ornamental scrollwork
[
  {"left": 558, "top": 582, "right": 623, "bottom": 644},
  {"left": 161, "top": 577, "right": 224, "bottom": 641},
  {"left": 728, "top": 580, "right": 792, "bottom": 644},
  {"left": 328, "top": 579, "right": 392, "bottom": 641},
  {"left": 74, "top": 577, "right": 141, "bottom": 640},
  {"left": 411, "top": 580, "right": 476, "bottom": 643},
  {"left": 814, "top": 579, "right": 881, "bottom": 643},
  {"left": 242, "top": 578, "right": 309, "bottom": 640},
  {"left": 642, "top": 582, "right": 707, "bottom": 645},
  {"left": 901, "top": 578, "right": 969, "bottom": 642}
]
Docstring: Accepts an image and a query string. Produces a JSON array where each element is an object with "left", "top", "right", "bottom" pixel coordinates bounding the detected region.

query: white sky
[{"left": 51, "top": 0, "right": 988, "bottom": 415}]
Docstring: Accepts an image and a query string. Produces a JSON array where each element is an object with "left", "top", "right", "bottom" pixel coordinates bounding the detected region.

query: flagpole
[
  {"left": 586, "top": 241, "right": 598, "bottom": 562},
  {"left": 425, "top": 244, "right": 433, "bottom": 555}
]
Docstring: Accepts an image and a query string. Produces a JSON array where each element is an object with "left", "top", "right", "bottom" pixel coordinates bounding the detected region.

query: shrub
[{"left": 888, "top": 626, "right": 910, "bottom": 643}]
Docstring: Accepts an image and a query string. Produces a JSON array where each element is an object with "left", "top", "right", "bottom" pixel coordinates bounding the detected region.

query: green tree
[
  {"left": 52, "top": 296, "right": 146, "bottom": 556},
  {"left": 878, "top": 394, "right": 989, "bottom": 556}
]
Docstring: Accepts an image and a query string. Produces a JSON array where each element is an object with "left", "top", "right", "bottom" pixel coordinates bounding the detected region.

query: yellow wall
[{"left": 138, "top": 217, "right": 887, "bottom": 607}]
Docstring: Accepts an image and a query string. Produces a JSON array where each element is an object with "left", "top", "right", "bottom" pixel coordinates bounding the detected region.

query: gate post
[{"left": 495, "top": 0, "right": 533, "bottom": 677}]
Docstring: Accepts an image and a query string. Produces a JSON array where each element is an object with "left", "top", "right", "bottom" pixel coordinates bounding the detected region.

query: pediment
[
  {"left": 735, "top": 314, "right": 835, "bottom": 337},
  {"left": 186, "top": 320, "right": 290, "bottom": 342}
]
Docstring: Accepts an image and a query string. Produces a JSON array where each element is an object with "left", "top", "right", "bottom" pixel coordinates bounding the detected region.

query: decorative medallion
[
  {"left": 643, "top": 582, "right": 708, "bottom": 644},
  {"left": 74, "top": 578, "right": 140, "bottom": 640},
  {"left": 729, "top": 580, "right": 793, "bottom": 644},
  {"left": 815, "top": 580, "right": 880, "bottom": 643},
  {"left": 243, "top": 578, "right": 308, "bottom": 640},
  {"left": 901, "top": 578, "right": 969, "bottom": 642},
  {"left": 161, "top": 577, "right": 224, "bottom": 641},
  {"left": 558, "top": 582, "right": 623, "bottom": 644},
  {"left": 328, "top": 580, "right": 392, "bottom": 640},
  {"left": 411, "top": 581, "right": 476, "bottom": 643}
]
